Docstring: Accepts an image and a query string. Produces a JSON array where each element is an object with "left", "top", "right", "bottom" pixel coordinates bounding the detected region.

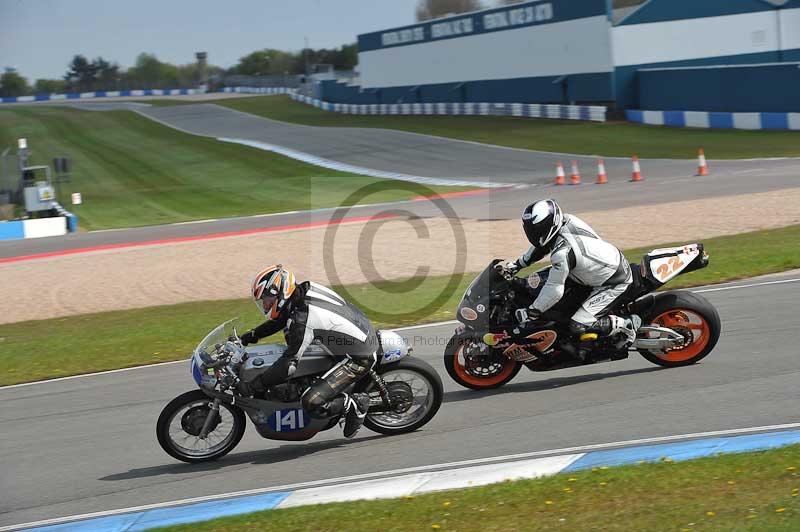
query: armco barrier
[
  {"left": 293, "top": 92, "right": 606, "bottom": 122},
  {"left": 0, "top": 203, "right": 77, "bottom": 241},
  {"left": 220, "top": 87, "right": 606, "bottom": 122},
  {"left": 0, "top": 88, "right": 205, "bottom": 104},
  {"left": 627, "top": 109, "right": 800, "bottom": 130},
  {"left": 220, "top": 87, "right": 294, "bottom": 95},
  {"left": 0, "top": 216, "right": 68, "bottom": 241}
]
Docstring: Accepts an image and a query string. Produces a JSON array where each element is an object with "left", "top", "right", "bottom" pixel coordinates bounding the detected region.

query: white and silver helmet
[{"left": 521, "top": 199, "right": 566, "bottom": 249}]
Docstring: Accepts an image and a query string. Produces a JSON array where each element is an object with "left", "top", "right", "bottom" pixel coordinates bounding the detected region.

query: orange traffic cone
[
  {"left": 554, "top": 161, "right": 566, "bottom": 185},
  {"left": 630, "top": 155, "right": 643, "bottom": 182},
  {"left": 596, "top": 159, "right": 608, "bottom": 184},
  {"left": 696, "top": 148, "right": 709, "bottom": 176},
  {"left": 570, "top": 160, "right": 581, "bottom": 185}
]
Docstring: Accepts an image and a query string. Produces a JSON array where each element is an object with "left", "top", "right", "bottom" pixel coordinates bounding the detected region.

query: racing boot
[
  {"left": 605, "top": 314, "right": 642, "bottom": 349},
  {"left": 342, "top": 393, "right": 371, "bottom": 438}
]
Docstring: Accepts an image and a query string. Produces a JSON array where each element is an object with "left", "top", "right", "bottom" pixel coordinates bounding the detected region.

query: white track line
[
  {"left": 693, "top": 277, "right": 800, "bottom": 293},
  {"left": 0, "top": 360, "right": 187, "bottom": 390},
  {"left": 0, "top": 321, "right": 458, "bottom": 390},
  {"left": 5, "top": 421, "right": 799, "bottom": 532},
  {"left": 2, "top": 276, "right": 798, "bottom": 390},
  {"left": 218, "top": 137, "right": 510, "bottom": 188}
]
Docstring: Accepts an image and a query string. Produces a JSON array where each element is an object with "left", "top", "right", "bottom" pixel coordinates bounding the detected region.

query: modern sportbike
[
  {"left": 444, "top": 244, "right": 720, "bottom": 390},
  {"left": 157, "top": 319, "right": 442, "bottom": 462}
]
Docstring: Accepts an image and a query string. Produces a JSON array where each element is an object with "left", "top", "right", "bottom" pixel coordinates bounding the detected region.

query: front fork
[{"left": 198, "top": 398, "right": 221, "bottom": 439}]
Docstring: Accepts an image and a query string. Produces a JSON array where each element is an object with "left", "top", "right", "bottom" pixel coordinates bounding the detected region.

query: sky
[{"left": 0, "top": 0, "right": 421, "bottom": 81}]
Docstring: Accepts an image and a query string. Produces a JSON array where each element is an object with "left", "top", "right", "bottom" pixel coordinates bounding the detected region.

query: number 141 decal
[{"left": 268, "top": 409, "right": 310, "bottom": 432}]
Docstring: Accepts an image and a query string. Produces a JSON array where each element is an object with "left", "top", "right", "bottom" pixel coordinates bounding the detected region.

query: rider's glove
[
  {"left": 287, "top": 360, "right": 297, "bottom": 377},
  {"left": 240, "top": 330, "right": 258, "bottom": 346},
  {"left": 495, "top": 260, "right": 520, "bottom": 278},
  {"left": 503, "top": 260, "right": 521, "bottom": 274}
]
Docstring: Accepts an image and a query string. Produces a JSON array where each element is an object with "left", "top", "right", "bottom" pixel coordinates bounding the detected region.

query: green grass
[
  {"left": 1, "top": 225, "right": 799, "bottom": 386},
  {"left": 157, "top": 444, "right": 800, "bottom": 532},
  {"left": 203, "top": 95, "right": 800, "bottom": 159},
  {"left": 0, "top": 273, "right": 472, "bottom": 386},
  {"left": 0, "top": 106, "right": 466, "bottom": 230}
]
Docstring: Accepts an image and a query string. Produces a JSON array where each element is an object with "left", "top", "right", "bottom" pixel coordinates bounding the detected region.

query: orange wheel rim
[
  {"left": 452, "top": 343, "right": 516, "bottom": 387},
  {"left": 651, "top": 309, "right": 711, "bottom": 362}
]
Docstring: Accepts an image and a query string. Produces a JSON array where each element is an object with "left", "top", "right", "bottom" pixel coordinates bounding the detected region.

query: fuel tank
[{"left": 240, "top": 344, "right": 336, "bottom": 383}]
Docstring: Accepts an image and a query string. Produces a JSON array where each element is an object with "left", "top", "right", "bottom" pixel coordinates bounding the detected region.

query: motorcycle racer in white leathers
[{"left": 502, "top": 199, "right": 641, "bottom": 346}]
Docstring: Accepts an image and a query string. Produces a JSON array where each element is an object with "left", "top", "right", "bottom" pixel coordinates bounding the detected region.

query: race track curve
[
  {"left": 2, "top": 272, "right": 799, "bottom": 528},
  {"left": 1, "top": 165, "right": 798, "bottom": 260}
]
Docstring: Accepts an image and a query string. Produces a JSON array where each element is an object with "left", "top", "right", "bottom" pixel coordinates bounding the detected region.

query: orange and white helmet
[{"left": 251, "top": 264, "right": 296, "bottom": 319}]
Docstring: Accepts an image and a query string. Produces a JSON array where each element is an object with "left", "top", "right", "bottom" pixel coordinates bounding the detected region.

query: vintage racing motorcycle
[
  {"left": 157, "top": 319, "right": 443, "bottom": 462},
  {"left": 444, "top": 244, "right": 721, "bottom": 389}
]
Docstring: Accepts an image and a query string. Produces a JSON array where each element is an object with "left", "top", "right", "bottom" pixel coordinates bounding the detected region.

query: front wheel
[
  {"left": 444, "top": 334, "right": 522, "bottom": 390},
  {"left": 362, "top": 357, "right": 443, "bottom": 435},
  {"left": 156, "top": 390, "right": 246, "bottom": 463},
  {"left": 637, "top": 290, "right": 721, "bottom": 368}
]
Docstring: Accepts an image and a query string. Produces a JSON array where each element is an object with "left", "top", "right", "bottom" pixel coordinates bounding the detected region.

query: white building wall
[
  {"left": 612, "top": 10, "right": 782, "bottom": 67},
  {"left": 779, "top": 8, "right": 800, "bottom": 51},
  {"left": 358, "top": 15, "right": 612, "bottom": 88}
]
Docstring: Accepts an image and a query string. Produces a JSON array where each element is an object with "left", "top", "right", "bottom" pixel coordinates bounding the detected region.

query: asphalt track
[
  {"left": 2, "top": 99, "right": 798, "bottom": 258},
  {"left": 2, "top": 273, "right": 799, "bottom": 528},
  {"left": 2, "top": 99, "right": 799, "bottom": 258},
  {"left": 1, "top": 163, "right": 798, "bottom": 260},
  {"left": 126, "top": 103, "right": 800, "bottom": 183}
]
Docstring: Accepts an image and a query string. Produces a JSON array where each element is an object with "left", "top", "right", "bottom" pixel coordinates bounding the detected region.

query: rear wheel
[
  {"left": 637, "top": 291, "right": 720, "bottom": 367},
  {"left": 444, "top": 335, "right": 522, "bottom": 390},
  {"left": 363, "top": 357, "right": 443, "bottom": 435}
]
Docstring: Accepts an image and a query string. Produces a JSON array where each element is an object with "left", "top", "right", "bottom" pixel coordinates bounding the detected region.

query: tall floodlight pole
[
  {"left": 195, "top": 51, "right": 208, "bottom": 89},
  {"left": 304, "top": 36, "right": 310, "bottom": 76}
]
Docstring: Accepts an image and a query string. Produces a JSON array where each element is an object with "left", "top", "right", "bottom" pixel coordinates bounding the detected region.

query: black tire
[
  {"left": 443, "top": 334, "right": 522, "bottom": 390},
  {"left": 363, "top": 357, "right": 443, "bottom": 435},
  {"left": 156, "top": 390, "right": 246, "bottom": 463},
  {"left": 637, "top": 290, "right": 721, "bottom": 368}
]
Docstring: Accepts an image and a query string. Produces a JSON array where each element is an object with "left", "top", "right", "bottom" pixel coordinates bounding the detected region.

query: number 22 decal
[{"left": 656, "top": 256, "right": 684, "bottom": 281}]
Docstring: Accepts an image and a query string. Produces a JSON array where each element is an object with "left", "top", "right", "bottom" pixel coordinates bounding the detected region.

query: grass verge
[
  {"left": 197, "top": 95, "right": 800, "bottom": 159},
  {"left": 2, "top": 225, "right": 799, "bottom": 386},
  {"left": 0, "top": 106, "right": 466, "bottom": 230},
  {"left": 156, "top": 444, "right": 800, "bottom": 532}
]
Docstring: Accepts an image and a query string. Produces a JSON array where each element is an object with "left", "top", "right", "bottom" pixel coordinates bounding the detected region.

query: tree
[
  {"left": 125, "top": 53, "right": 179, "bottom": 89},
  {"left": 64, "top": 55, "right": 97, "bottom": 91},
  {"left": 308, "top": 44, "right": 358, "bottom": 71},
  {"left": 415, "top": 0, "right": 483, "bottom": 21},
  {"left": 232, "top": 49, "right": 296, "bottom": 76},
  {"left": 0, "top": 68, "right": 30, "bottom": 97},
  {"left": 93, "top": 57, "right": 121, "bottom": 89},
  {"left": 33, "top": 78, "right": 68, "bottom": 94}
]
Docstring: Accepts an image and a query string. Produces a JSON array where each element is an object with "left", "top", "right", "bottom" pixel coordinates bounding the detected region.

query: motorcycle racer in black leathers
[
  {"left": 238, "top": 265, "right": 378, "bottom": 438},
  {"left": 501, "top": 199, "right": 641, "bottom": 347}
]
